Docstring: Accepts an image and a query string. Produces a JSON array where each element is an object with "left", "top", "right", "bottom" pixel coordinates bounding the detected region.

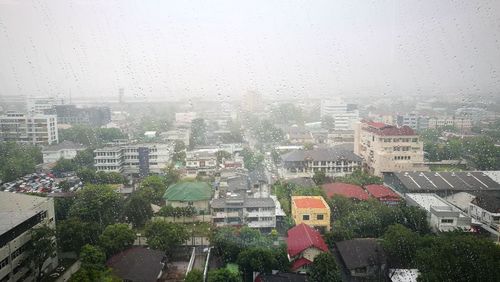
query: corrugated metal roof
[{"left": 163, "top": 182, "right": 212, "bottom": 202}]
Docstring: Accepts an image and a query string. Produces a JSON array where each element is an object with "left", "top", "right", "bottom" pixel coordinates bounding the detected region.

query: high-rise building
[
  {"left": 354, "top": 120, "right": 428, "bottom": 176},
  {"left": 0, "top": 112, "right": 58, "bottom": 145},
  {"left": 0, "top": 192, "right": 58, "bottom": 282},
  {"left": 26, "top": 97, "right": 56, "bottom": 114},
  {"left": 320, "top": 98, "right": 359, "bottom": 130},
  {"left": 53, "top": 105, "right": 111, "bottom": 127}
]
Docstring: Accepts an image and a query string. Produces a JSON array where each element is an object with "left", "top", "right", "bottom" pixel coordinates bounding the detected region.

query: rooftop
[
  {"left": 364, "top": 184, "right": 400, "bottom": 200},
  {"left": 42, "top": 140, "right": 86, "bottom": 152},
  {"left": 0, "top": 192, "right": 49, "bottom": 235},
  {"left": 335, "top": 238, "right": 386, "bottom": 270},
  {"left": 471, "top": 191, "right": 500, "bottom": 213},
  {"left": 211, "top": 196, "right": 275, "bottom": 209},
  {"left": 292, "top": 196, "right": 328, "bottom": 209},
  {"left": 287, "top": 223, "right": 329, "bottom": 258},
  {"left": 321, "top": 183, "right": 369, "bottom": 200},
  {"left": 107, "top": 247, "right": 165, "bottom": 282},
  {"left": 282, "top": 148, "right": 361, "bottom": 163},
  {"left": 285, "top": 177, "right": 316, "bottom": 188},
  {"left": 163, "top": 182, "right": 213, "bottom": 202},
  {"left": 405, "top": 193, "right": 453, "bottom": 212},
  {"left": 363, "top": 121, "right": 416, "bottom": 136}
]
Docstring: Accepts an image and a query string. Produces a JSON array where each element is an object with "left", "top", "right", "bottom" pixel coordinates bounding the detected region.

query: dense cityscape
[{"left": 1, "top": 1, "right": 500, "bottom": 282}]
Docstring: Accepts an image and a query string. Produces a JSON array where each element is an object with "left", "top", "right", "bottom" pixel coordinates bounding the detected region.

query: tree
[
  {"left": 70, "top": 244, "right": 109, "bottom": 282},
  {"left": 215, "top": 150, "right": 232, "bottom": 165},
  {"left": 54, "top": 197, "right": 75, "bottom": 220},
  {"left": 99, "top": 223, "right": 136, "bottom": 256},
  {"left": 144, "top": 221, "right": 189, "bottom": 254},
  {"left": 185, "top": 269, "right": 204, "bottom": 282},
  {"left": 26, "top": 225, "right": 56, "bottom": 281},
  {"left": 52, "top": 158, "right": 77, "bottom": 176},
  {"left": 73, "top": 148, "right": 95, "bottom": 168},
  {"left": 57, "top": 218, "right": 100, "bottom": 253},
  {"left": 237, "top": 248, "right": 276, "bottom": 281},
  {"left": 335, "top": 169, "right": 383, "bottom": 186},
  {"left": 172, "top": 140, "right": 187, "bottom": 163},
  {"left": 190, "top": 118, "right": 207, "bottom": 149},
  {"left": 309, "top": 253, "right": 341, "bottom": 282},
  {"left": 0, "top": 142, "right": 41, "bottom": 182},
  {"left": 208, "top": 268, "right": 242, "bottom": 282},
  {"left": 240, "top": 148, "right": 264, "bottom": 170},
  {"left": 381, "top": 224, "right": 420, "bottom": 268},
  {"left": 124, "top": 193, "right": 153, "bottom": 228},
  {"left": 69, "top": 184, "right": 124, "bottom": 230},
  {"left": 138, "top": 175, "right": 168, "bottom": 204},
  {"left": 251, "top": 120, "right": 284, "bottom": 144},
  {"left": 59, "top": 125, "right": 126, "bottom": 146},
  {"left": 416, "top": 234, "right": 500, "bottom": 281},
  {"left": 312, "top": 170, "right": 327, "bottom": 185}
]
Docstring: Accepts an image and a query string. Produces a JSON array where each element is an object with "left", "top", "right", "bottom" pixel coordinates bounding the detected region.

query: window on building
[
  {"left": 441, "top": 219, "right": 454, "bottom": 224},
  {"left": 302, "top": 214, "right": 310, "bottom": 220},
  {"left": 317, "top": 214, "right": 324, "bottom": 220}
]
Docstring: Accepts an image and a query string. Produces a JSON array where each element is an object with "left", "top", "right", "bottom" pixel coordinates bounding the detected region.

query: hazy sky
[{"left": 0, "top": 0, "right": 499, "bottom": 100}]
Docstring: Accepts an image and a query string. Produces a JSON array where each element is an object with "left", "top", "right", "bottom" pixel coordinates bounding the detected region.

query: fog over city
[{"left": 1, "top": 0, "right": 499, "bottom": 100}]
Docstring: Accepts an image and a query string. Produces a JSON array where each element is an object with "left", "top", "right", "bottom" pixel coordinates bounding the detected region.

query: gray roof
[
  {"left": 471, "top": 191, "right": 500, "bottom": 213},
  {"left": 211, "top": 196, "right": 275, "bottom": 209},
  {"left": 249, "top": 168, "right": 268, "bottom": 184},
  {"left": 281, "top": 148, "right": 361, "bottom": 162},
  {"left": 227, "top": 176, "right": 250, "bottom": 192},
  {"left": 107, "top": 247, "right": 165, "bottom": 282},
  {"left": 390, "top": 171, "right": 500, "bottom": 192},
  {"left": 285, "top": 177, "right": 316, "bottom": 188},
  {"left": 42, "top": 140, "right": 85, "bottom": 152},
  {"left": 0, "top": 192, "right": 50, "bottom": 235},
  {"left": 336, "top": 238, "right": 386, "bottom": 270}
]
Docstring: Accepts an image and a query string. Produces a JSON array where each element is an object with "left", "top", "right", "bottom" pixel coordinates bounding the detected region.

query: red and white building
[{"left": 286, "top": 223, "right": 329, "bottom": 272}]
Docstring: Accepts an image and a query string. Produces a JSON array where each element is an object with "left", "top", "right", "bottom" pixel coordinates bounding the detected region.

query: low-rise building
[
  {"left": 185, "top": 151, "right": 217, "bottom": 176},
  {"left": 287, "top": 223, "right": 329, "bottom": 272},
  {"left": 469, "top": 191, "right": 500, "bottom": 230},
  {"left": 321, "top": 183, "right": 370, "bottom": 201},
  {"left": 291, "top": 196, "right": 331, "bottom": 232},
  {"left": 42, "top": 140, "right": 86, "bottom": 163},
  {"left": 364, "top": 184, "right": 401, "bottom": 205},
  {"left": 428, "top": 116, "right": 472, "bottom": 133},
  {"left": 0, "top": 192, "right": 58, "bottom": 282},
  {"left": 354, "top": 121, "right": 428, "bottom": 177},
  {"left": 160, "top": 129, "right": 190, "bottom": 146},
  {"left": 163, "top": 182, "right": 213, "bottom": 213},
  {"left": 405, "top": 193, "right": 472, "bottom": 232},
  {"left": 280, "top": 148, "right": 362, "bottom": 179},
  {"left": 335, "top": 238, "right": 387, "bottom": 280},
  {"left": 327, "top": 130, "right": 355, "bottom": 145},
  {"left": 286, "top": 127, "right": 315, "bottom": 144}
]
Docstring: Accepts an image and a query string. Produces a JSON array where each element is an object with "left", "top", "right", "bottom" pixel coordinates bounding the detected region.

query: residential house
[
  {"left": 185, "top": 151, "right": 217, "bottom": 176},
  {"left": 287, "top": 223, "right": 329, "bottom": 272},
  {"left": 107, "top": 247, "right": 166, "bottom": 282},
  {"left": 364, "top": 184, "right": 401, "bottom": 205},
  {"left": 42, "top": 140, "right": 86, "bottom": 164},
  {"left": 405, "top": 193, "right": 472, "bottom": 232},
  {"left": 280, "top": 148, "right": 362, "bottom": 179},
  {"left": 335, "top": 238, "right": 387, "bottom": 281},
  {"left": 321, "top": 183, "right": 370, "bottom": 201},
  {"left": 291, "top": 196, "right": 331, "bottom": 232},
  {"left": 0, "top": 192, "right": 58, "bottom": 282},
  {"left": 354, "top": 121, "right": 428, "bottom": 177},
  {"left": 163, "top": 182, "right": 213, "bottom": 213}
]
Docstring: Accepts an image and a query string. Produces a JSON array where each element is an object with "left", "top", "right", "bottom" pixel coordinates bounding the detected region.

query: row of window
[
  {"left": 381, "top": 138, "right": 419, "bottom": 142},
  {"left": 394, "top": 156, "right": 411, "bottom": 160},
  {"left": 311, "top": 161, "right": 358, "bottom": 166},
  {"left": 302, "top": 214, "right": 324, "bottom": 221}
]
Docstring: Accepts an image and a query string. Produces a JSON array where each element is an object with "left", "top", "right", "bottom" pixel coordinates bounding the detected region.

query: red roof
[
  {"left": 364, "top": 184, "right": 400, "bottom": 200},
  {"left": 287, "top": 223, "right": 329, "bottom": 257},
  {"left": 321, "top": 183, "right": 370, "bottom": 200},
  {"left": 293, "top": 197, "right": 327, "bottom": 209},
  {"left": 365, "top": 125, "right": 416, "bottom": 136},
  {"left": 290, "top": 257, "right": 313, "bottom": 271}
]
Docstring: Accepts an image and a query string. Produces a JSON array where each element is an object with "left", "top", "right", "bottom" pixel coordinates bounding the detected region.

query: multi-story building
[
  {"left": 174, "top": 112, "right": 197, "bottom": 127},
  {"left": 0, "top": 192, "right": 58, "bottom": 282},
  {"left": 354, "top": 121, "right": 428, "bottom": 177},
  {"left": 280, "top": 148, "right": 362, "bottom": 179},
  {"left": 320, "top": 98, "right": 359, "bottom": 130},
  {"left": 42, "top": 140, "right": 86, "bottom": 164},
  {"left": 396, "top": 113, "right": 428, "bottom": 131},
  {"left": 0, "top": 112, "right": 58, "bottom": 145},
  {"left": 405, "top": 193, "right": 472, "bottom": 232},
  {"left": 94, "top": 143, "right": 172, "bottom": 175},
  {"left": 291, "top": 196, "right": 331, "bottom": 232},
  {"left": 241, "top": 91, "right": 263, "bottom": 113},
  {"left": 427, "top": 116, "right": 472, "bottom": 133},
  {"left": 185, "top": 151, "right": 217, "bottom": 176},
  {"left": 160, "top": 129, "right": 190, "bottom": 146},
  {"left": 53, "top": 105, "right": 111, "bottom": 127},
  {"left": 326, "top": 130, "right": 355, "bottom": 145},
  {"left": 26, "top": 97, "right": 56, "bottom": 114}
]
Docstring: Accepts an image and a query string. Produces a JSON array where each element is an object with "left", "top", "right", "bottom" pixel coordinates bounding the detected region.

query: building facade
[
  {"left": 185, "top": 151, "right": 217, "bottom": 176},
  {"left": 53, "top": 105, "right": 111, "bottom": 127},
  {"left": 211, "top": 197, "right": 277, "bottom": 230},
  {"left": 42, "top": 140, "right": 86, "bottom": 164},
  {"left": 320, "top": 98, "right": 359, "bottom": 130},
  {"left": 0, "top": 112, "right": 58, "bottom": 145},
  {"left": 354, "top": 121, "right": 428, "bottom": 177},
  {"left": 0, "top": 192, "right": 58, "bottom": 282},
  {"left": 427, "top": 116, "right": 472, "bottom": 133},
  {"left": 291, "top": 196, "right": 331, "bottom": 232}
]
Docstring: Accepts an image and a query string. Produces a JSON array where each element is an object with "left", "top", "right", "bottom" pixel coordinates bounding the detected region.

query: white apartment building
[
  {"left": 94, "top": 143, "right": 172, "bottom": 175},
  {"left": 0, "top": 192, "right": 58, "bottom": 282},
  {"left": 320, "top": 98, "right": 359, "bottom": 130},
  {"left": 42, "top": 140, "right": 86, "bottom": 164},
  {"left": 185, "top": 151, "right": 217, "bottom": 176},
  {"left": 0, "top": 112, "right": 58, "bottom": 145},
  {"left": 406, "top": 193, "right": 472, "bottom": 232},
  {"left": 427, "top": 116, "right": 472, "bottom": 133},
  {"left": 26, "top": 97, "right": 56, "bottom": 114},
  {"left": 354, "top": 121, "right": 428, "bottom": 177},
  {"left": 211, "top": 197, "right": 277, "bottom": 230}
]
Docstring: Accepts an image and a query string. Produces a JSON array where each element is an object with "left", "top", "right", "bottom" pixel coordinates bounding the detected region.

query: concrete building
[
  {"left": 26, "top": 97, "right": 56, "bottom": 114},
  {"left": 53, "top": 105, "right": 111, "bottom": 127},
  {"left": 174, "top": 112, "right": 197, "bottom": 126},
  {"left": 160, "top": 129, "right": 190, "bottom": 146},
  {"left": 0, "top": 112, "right": 58, "bottom": 145},
  {"left": 320, "top": 98, "right": 359, "bottom": 130},
  {"left": 42, "top": 140, "right": 86, "bottom": 164},
  {"left": 469, "top": 191, "right": 500, "bottom": 230},
  {"left": 163, "top": 182, "right": 213, "bottom": 213},
  {"left": 427, "top": 116, "right": 472, "bottom": 133},
  {"left": 291, "top": 196, "right": 331, "bottom": 232},
  {"left": 354, "top": 121, "right": 427, "bottom": 177},
  {"left": 0, "top": 192, "right": 58, "bottom": 282},
  {"left": 396, "top": 113, "right": 428, "bottom": 131},
  {"left": 94, "top": 143, "right": 172, "bottom": 175},
  {"left": 280, "top": 148, "right": 362, "bottom": 179},
  {"left": 241, "top": 91, "right": 263, "bottom": 113},
  {"left": 185, "top": 151, "right": 217, "bottom": 177},
  {"left": 405, "top": 193, "right": 472, "bottom": 232},
  {"left": 327, "top": 130, "right": 355, "bottom": 145}
]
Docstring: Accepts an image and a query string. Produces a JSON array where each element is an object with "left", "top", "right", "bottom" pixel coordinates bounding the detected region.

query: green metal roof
[{"left": 162, "top": 181, "right": 213, "bottom": 202}]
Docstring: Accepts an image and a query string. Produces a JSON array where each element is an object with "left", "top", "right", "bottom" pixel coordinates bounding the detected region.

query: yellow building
[{"left": 291, "top": 196, "right": 331, "bottom": 232}]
